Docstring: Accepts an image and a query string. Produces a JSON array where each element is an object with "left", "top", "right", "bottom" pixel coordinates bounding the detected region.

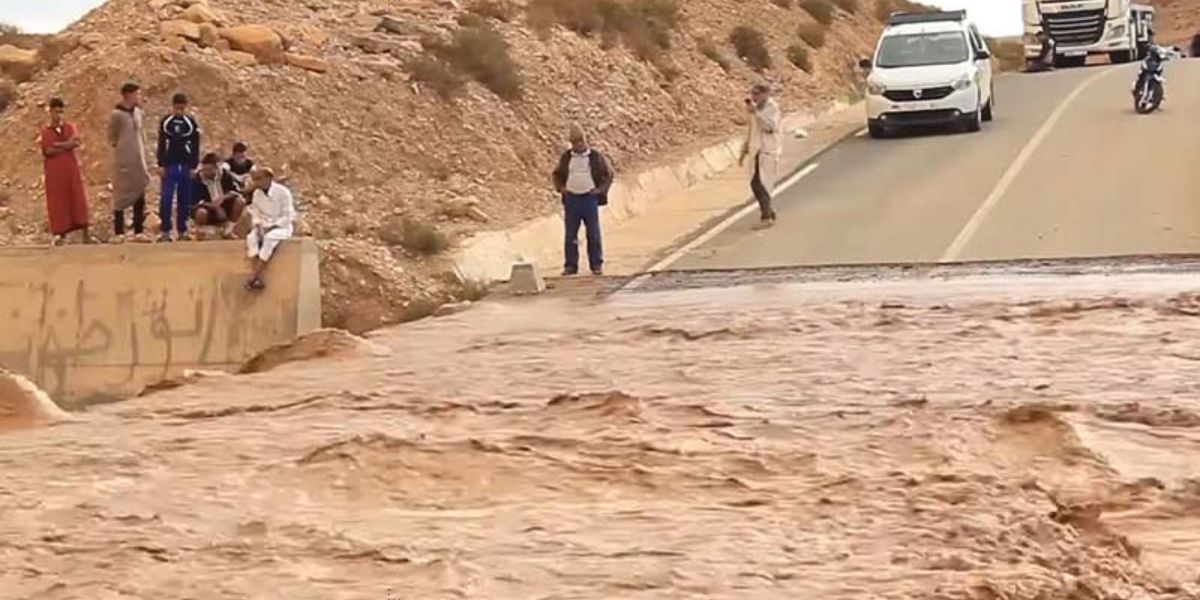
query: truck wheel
[
  {"left": 868, "top": 122, "right": 889, "bottom": 139},
  {"left": 982, "top": 93, "right": 994, "bottom": 122},
  {"left": 1057, "top": 55, "right": 1086, "bottom": 68}
]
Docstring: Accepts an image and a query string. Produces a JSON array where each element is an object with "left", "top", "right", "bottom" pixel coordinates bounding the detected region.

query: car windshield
[{"left": 876, "top": 32, "right": 970, "bottom": 68}]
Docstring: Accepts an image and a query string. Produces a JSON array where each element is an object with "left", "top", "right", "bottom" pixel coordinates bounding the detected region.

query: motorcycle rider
[
  {"left": 1134, "top": 40, "right": 1167, "bottom": 103},
  {"left": 1027, "top": 29, "right": 1056, "bottom": 72}
]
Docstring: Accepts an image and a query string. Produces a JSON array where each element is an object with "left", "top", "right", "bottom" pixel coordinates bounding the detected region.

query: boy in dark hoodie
[{"left": 157, "top": 93, "right": 201, "bottom": 241}]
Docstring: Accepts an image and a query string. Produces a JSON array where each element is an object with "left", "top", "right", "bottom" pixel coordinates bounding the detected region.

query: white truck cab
[{"left": 861, "top": 10, "right": 995, "bottom": 138}]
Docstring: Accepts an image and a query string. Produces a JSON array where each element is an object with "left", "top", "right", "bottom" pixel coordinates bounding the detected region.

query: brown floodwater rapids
[{"left": 5, "top": 272, "right": 1200, "bottom": 599}]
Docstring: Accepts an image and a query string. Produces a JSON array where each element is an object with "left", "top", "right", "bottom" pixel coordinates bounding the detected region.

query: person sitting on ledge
[
  {"left": 244, "top": 167, "right": 295, "bottom": 291},
  {"left": 191, "top": 152, "right": 245, "bottom": 240},
  {"left": 223, "top": 141, "right": 257, "bottom": 191}
]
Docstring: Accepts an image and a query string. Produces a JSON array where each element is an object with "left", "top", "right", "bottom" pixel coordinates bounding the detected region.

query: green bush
[
  {"left": 802, "top": 0, "right": 836, "bottom": 25},
  {"left": 787, "top": 44, "right": 812, "bottom": 72},
  {"left": 798, "top": 23, "right": 826, "bottom": 48},
  {"left": 730, "top": 25, "right": 771, "bottom": 71}
]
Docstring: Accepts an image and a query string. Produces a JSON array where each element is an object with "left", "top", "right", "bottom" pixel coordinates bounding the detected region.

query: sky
[{"left": 0, "top": 0, "right": 1023, "bottom": 36}]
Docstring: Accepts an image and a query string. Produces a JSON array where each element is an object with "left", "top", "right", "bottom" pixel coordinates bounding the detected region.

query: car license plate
[
  {"left": 1063, "top": 50, "right": 1087, "bottom": 57},
  {"left": 892, "top": 102, "right": 937, "bottom": 111}
]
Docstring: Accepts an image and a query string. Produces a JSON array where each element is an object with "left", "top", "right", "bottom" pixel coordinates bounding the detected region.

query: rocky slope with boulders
[{"left": 0, "top": 0, "right": 899, "bottom": 332}]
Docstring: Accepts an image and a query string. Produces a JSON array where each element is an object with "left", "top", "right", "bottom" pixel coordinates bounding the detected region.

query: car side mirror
[
  {"left": 977, "top": 50, "right": 992, "bottom": 60},
  {"left": 858, "top": 58, "right": 873, "bottom": 70}
]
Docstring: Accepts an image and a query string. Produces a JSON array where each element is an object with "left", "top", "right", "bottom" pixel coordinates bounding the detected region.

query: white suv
[{"left": 861, "top": 10, "right": 995, "bottom": 138}]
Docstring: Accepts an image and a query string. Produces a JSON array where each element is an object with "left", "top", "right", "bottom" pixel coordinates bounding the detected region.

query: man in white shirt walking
[
  {"left": 739, "top": 83, "right": 782, "bottom": 229},
  {"left": 551, "top": 125, "right": 614, "bottom": 276},
  {"left": 244, "top": 167, "right": 296, "bottom": 291}
]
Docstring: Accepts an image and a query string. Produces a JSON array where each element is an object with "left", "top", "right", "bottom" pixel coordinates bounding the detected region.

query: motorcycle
[{"left": 1134, "top": 50, "right": 1166, "bottom": 114}]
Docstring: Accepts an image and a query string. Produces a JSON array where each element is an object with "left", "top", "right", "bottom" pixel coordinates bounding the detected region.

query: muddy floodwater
[{"left": 5, "top": 273, "right": 1200, "bottom": 599}]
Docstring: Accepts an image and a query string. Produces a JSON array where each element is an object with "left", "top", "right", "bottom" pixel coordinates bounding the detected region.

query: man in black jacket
[
  {"left": 191, "top": 152, "right": 246, "bottom": 239},
  {"left": 551, "top": 125, "right": 613, "bottom": 276},
  {"left": 157, "top": 93, "right": 201, "bottom": 241}
]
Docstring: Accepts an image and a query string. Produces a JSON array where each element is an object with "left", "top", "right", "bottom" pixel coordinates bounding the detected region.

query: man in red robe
[{"left": 41, "top": 97, "right": 91, "bottom": 245}]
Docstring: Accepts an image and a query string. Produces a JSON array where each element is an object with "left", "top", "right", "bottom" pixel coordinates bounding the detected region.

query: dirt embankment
[{"left": 0, "top": 0, "right": 895, "bottom": 332}]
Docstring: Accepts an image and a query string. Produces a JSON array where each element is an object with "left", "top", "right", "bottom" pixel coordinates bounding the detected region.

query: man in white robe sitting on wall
[{"left": 244, "top": 167, "right": 296, "bottom": 292}]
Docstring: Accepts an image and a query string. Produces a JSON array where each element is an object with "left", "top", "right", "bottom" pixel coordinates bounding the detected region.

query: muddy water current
[{"left": 4, "top": 274, "right": 1200, "bottom": 599}]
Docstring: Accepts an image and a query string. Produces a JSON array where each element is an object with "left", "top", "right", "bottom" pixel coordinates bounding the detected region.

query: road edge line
[
  {"left": 621, "top": 163, "right": 821, "bottom": 292},
  {"left": 939, "top": 68, "right": 1112, "bottom": 263}
]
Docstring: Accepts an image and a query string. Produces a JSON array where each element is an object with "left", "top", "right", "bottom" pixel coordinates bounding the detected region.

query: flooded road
[{"left": 4, "top": 272, "right": 1200, "bottom": 599}]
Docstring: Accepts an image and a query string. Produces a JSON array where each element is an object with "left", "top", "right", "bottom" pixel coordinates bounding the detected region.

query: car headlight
[
  {"left": 1108, "top": 24, "right": 1127, "bottom": 39},
  {"left": 952, "top": 75, "right": 973, "bottom": 91},
  {"left": 867, "top": 81, "right": 887, "bottom": 96}
]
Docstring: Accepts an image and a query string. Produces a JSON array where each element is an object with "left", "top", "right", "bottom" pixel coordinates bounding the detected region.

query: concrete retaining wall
[
  {"left": 0, "top": 239, "right": 321, "bottom": 408},
  {"left": 453, "top": 103, "right": 849, "bottom": 283}
]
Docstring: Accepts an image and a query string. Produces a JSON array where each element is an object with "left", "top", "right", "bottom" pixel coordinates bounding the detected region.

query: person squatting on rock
[
  {"left": 740, "top": 83, "right": 782, "bottom": 229},
  {"left": 41, "top": 97, "right": 91, "bottom": 245},
  {"left": 107, "top": 82, "right": 150, "bottom": 240},
  {"left": 191, "top": 152, "right": 246, "bottom": 240},
  {"left": 244, "top": 168, "right": 296, "bottom": 291},
  {"left": 156, "top": 93, "right": 202, "bottom": 242},
  {"left": 552, "top": 125, "right": 613, "bottom": 277},
  {"left": 223, "top": 141, "right": 257, "bottom": 191}
]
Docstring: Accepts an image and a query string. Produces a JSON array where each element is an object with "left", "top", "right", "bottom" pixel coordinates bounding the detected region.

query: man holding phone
[{"left": 739, "top": 83, "right": 782, "bottom": 229}]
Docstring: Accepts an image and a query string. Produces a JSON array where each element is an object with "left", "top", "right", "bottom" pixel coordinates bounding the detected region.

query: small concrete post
[{"left": 509, "top": 262, "right": 546, "bottom": 295}]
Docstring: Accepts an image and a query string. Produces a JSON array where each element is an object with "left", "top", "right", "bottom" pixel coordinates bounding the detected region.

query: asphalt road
[{"left": 670, "top": 60, "right": 1200, "bottom": 270}]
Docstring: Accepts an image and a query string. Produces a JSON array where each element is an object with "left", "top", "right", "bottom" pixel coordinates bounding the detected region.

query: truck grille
[
  {"left": 884, "top": 87, "right": 954, "bottom": 102},
  {"left": 1043, "top": 9, "right": 1105, "bottom": 46}
]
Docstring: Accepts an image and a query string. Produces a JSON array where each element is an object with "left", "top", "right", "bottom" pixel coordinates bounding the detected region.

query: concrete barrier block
[{"left": 509, "top": 262, "right": 546, "bottom": 296}]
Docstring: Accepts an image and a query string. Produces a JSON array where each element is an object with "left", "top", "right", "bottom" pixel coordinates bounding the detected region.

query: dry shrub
[
  {"left": 729, "top": 25, "right": 771, "bottom": 72},
  {"left": 528, "top": 0, "right": 681, "bottom": 63},
  {"left": 698, "top": 37, "right": 732, "bottom": 73},
  {"left": 0, "top": 79, "right": 15, "bottom": 113},
  {"left": 787, "top": 44, "right": 812, "bottom": 72},
  {"left": 798, "top": 23, "right": 826, "bottom": 48},
  {"left": 831, "top": 0, "right": 859, "bottom": 14},
  {"left": 459, "top": 278, "right": 491, "bottom": 302},
  {"left": 444, "top": 23, "right": 523, "bottom": 100},
  {"left": 802, "top": 0, "right": 836, "bottom": 25},
  {"left": 772, "top": 0, "right": 793, "bottom": 7},
  {"left": 421, "top": 21, "right": 523, "bottom": 100},
  {"left": 467, "top": 0, "right": 518, "bottom": 22},
  {"left": 407, "top": 54, "right": 465, "bottom": 100},
  {"left": 401, "top": 219, "right": 450, "bottom": 255}
]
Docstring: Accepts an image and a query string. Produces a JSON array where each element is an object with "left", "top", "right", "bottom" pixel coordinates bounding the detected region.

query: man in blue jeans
[
  {"left": 552, "top": 126, "right": 613, "bottom": 276},
  {"left": 156, "top": 93, "right": 201, "bottom": 241}
]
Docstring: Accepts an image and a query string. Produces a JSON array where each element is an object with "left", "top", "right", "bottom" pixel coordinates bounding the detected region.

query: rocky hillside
[
  {"left": 1150, "top": 0, "right": 1200, "bottom": 48},
  {"left": 0, "top": 0, "right": 891, "bottom": 332}
]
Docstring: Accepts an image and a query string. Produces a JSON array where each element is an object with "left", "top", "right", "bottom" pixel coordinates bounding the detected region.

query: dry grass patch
[
  {"left": 802, "top": 0, "right": 836, "bottom": 25},
  {"left": 528, "top": 0, "right": 681, "bottom": 63},
  {"left": 787, "top": 44, "right": 813, "bottom": 72},
  {"left": 698, "top": 37, "right": 732, "bottom": 73},
  {"left": 730, "top": 25, "right": 771, "bottom": 71},
  {"left": 798, "top": 23, "right": 827, "bottom": 48},
  {"left": 467, "top": 0, "right": 518, "bottom": 22}
]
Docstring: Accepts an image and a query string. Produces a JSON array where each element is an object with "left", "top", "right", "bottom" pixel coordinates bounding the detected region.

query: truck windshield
[{"left": 877, "top": 32, "right": 970, "bottom": 68}]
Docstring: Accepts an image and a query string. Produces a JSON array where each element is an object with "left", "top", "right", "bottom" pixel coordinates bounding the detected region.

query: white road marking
[
  {"left": 621, "top": 162, "right": 821, "bottom": 291},
  {"left": 939, "top": 69, "right": 1112, "bottom": 263},
  {"left": 855, "top": 128, "right": 869, "bottom": 137}
]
